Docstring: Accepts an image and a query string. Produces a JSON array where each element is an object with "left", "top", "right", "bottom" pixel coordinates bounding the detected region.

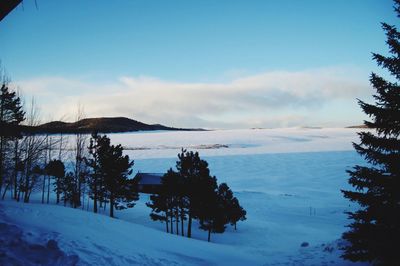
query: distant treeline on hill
[
  {"left": 3, "top": 117, "right": 204, "bottom": 134},
  {"left": 346, "top": 124, "right": 372, "bottom": 129}
]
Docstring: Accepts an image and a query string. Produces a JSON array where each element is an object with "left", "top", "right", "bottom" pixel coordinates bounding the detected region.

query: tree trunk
[
  {"left": 93, "top": 180, "right": 98, "bottom": 213},
  {"left": 26, "top": 182, "right": 34, "bottom": 203},
  {"left": 176, "top": 210, "right": 179, "bottom": 235},
  {"left": 0, "top": 103, "right": 5, "bottom": 194},
  {"left": 208, "top": 228, "right": 211, "bottom": 242},
  {"left": 109, "top": 193, "right": 114, "bottom": 218},
  {"left": 1, "top": 182, "right": 9, "bottom": 199},
  {"left": 187, "top": 213, "right": 192, "bottom": 238},
  {"left": 234, "top": 222, "right": 237, "bottom": 230},
  {"left": 13, "top": 139, "right": 18, "bottom": 200},
  {"left": 17, "top": 187, "right": 21, "bottom": 201},
  {"left": 81, "top": 184, "right": 85, "bottom": 210},
  {"left": 46, "top": 175, "right": 50, "bottom": 204},
  {"left": 170, "top": 212, "right": 173, "bottom": 234},
  {"left": 23, "top": 165, "right": 30, "bottom": 203},
  {"left": 166, "top": 215, "right": 169, "bottom": 233},
  {"left": 180, "top": 207, "right": 184, "bottom": 236},
  {"left": 42, "top": 137, "right": 49, "bottom": 204},
  {"left": 41, "top": 175, "right": 46, "bottom": 203},
  {"left": 58, "top": 133, "right": 63, "bottom": 160},
  {"left": 9, "top": 182, "right": 13, "bottom": 199},
  {"left": 56, "top": 179, "right": 60, "bottom": 204},
  {"left": 13, "top": 171, "right": 18, "bottom": 200},
  {"left": 0, "top": 135, "right": 4, "bottom": 194}
]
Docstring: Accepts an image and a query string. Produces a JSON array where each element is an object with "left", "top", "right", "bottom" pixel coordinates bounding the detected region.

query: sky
[{"left": 0, "top": 0, "right": 397, "bottom": 129}]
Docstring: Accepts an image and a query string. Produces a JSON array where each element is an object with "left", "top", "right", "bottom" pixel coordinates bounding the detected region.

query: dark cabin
[{"left": 134, "top": 173, "right": 163, "bottom": 194}]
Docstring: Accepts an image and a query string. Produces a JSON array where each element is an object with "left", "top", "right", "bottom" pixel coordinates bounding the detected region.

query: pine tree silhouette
[
  {"left": 342, "top": 1, "right": 400, "bottom": 264},
  {"left": 0, "top": 83, "right": 25, "bottom": 194}
]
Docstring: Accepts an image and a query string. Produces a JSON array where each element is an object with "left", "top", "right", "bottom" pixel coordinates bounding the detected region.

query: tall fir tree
[
  {"left": 342, "top": 1, "right": 400, "bottom": 264},
  {"left": 176, "top": 149, "right": 212, "bottom": 238},
  {"left": 162, "top": 168, "right": 184, "bottom": 235},
  {"left": 86, "top": 132, "right": 102, "bottom": 213},
  {"left": 218, "top": 183, "right": 246, "bottom": 230},
  {"left": 198, "top": 175, "right": 222, "bottom": 242},
  {"left": 87, "top": 133, "right": 137, "bottom": 218},
  {"left": 0, "top": 83, "right": 25, "bottom": 195},
  {"left": 147, "top": 150, "right": 247, "bottom": 240}
]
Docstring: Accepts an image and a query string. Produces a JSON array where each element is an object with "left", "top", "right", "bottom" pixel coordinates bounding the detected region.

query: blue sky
[{"left": 0, "top": 0, "right": 397, "bottom": 128}]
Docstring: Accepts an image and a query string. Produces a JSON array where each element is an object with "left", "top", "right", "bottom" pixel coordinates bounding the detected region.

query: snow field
[{"left": 1, "top": 128, "right": 371, "bottom": 265}]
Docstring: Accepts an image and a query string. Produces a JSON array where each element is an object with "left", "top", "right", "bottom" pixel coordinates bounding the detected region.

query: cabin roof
[{"left": 135, "top": 173, "right": 163, "bottom": 185}]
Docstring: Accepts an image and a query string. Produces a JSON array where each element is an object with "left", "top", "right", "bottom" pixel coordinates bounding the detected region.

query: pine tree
[
  {"left": 88, "top": 133, "right": 137, "bottom": 218},
  {"left": 86, "top": 132, "right": 102, "bottom": 213},
  {"left": 217, "top": 183, "right": 246, "bottom": 230},
  {"left": 342, "top": 1, "right": 400, "bottom": 264},
  {"left": 228, "top": 197, "right": 247, "bottom": 230},
  {"left": 198, "top": 175, "right": 223, "bottom": 242},
  {"left": 147, "top": 192, "right": 171, "bottom": 233},
  {"left": 0, "top": 83, "right": 25, "bottom": 195},
  {"left": 147, "top": 169, "right": 180, "bottom": 234},
  {"left": 163, "top": 168, "right": 180, "bottom": 235},
  {"left": 61, "top": 171, "right": 76, "bottom": 207},
  {"left": 45, "top": 159, "right": 65, "bottom": 204},
  {"left": 176, "top": 149, "right": 212, "bottom": 238}
]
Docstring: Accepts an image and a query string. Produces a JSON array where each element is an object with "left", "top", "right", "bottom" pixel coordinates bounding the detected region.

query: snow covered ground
[{"left": 0, "top": 128, "right": 370, "bottom": 265}]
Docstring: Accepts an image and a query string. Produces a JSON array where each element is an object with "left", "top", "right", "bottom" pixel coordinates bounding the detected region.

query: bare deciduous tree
[{"left": 73, "top": 103, "right": 88, "bottom": 208}]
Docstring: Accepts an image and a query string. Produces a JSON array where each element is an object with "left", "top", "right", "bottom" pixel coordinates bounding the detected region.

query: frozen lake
[
  {"left": 114, "top": 128, "right": 368, "bottom": 264},
  {"left": 1, "top": 127, "right": 370, "bottom": 265}
]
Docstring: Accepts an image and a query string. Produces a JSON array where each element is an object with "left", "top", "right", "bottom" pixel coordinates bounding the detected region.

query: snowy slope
[
  {"left": 0, "top": 201, "right": 258, "bottom": 265},
  {"left": 1, "top": 128, "right": 371, "bottom": 265}
]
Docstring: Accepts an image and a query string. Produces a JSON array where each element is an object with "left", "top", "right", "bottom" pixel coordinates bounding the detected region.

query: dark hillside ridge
[
  {"left": 346, "top": 125, "right": 372, "bottom": 129},
  {"left": 34, "top": 117, "right": 203, "bottom": 134}
]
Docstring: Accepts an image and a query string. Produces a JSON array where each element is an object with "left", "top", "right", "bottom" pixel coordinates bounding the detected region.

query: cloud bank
[{"left": 14, "top": 67, "right": 371, "bottom": 129}]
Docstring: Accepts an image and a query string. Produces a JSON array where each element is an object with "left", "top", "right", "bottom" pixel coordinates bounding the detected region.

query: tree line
[
  {"left": 1, "top": 78, "right": 246, "bottom": 243},
  {"left": 147, "top": 149, "right": 246, "bottom": 242},
  {"left": 42, "top": 132, "right": 139, "bottom": 217},
  {"left": 0, "top": 77, "right": 138, "bottom": 217}
]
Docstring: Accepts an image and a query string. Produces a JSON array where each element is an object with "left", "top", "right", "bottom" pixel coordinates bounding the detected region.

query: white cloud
[{"left": 13, "top": 67, "right": 371, "bottom": 128}]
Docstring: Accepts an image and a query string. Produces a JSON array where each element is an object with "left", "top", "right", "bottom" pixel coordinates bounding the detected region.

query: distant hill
[
  {"left": 346, "top": 124, "right": 371, "bottom": 129},
  {"left": 33, "top": 117, "right": 202, "bottom": 134}
]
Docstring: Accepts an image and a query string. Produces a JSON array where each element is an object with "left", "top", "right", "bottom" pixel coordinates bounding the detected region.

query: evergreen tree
[
  {"left": 61, "top": 171, "right": 76, "bottom": 207},
  {"left": 228, "top": 197, "right": 247, "bottom": 230},
  {"left": 176, "top": 149, "right": 212, "bottom": 238},
  {"left": 45, "top": 159, "right": 65, "bottom": 204},
  {"left": 146, "top": 168, "right": 184, "bottom": 235},
  {"left": 198, "top": 182, "right": 246, "bottom": 241},
  {"left": 342, "top": 1, "right": 400, "bottom": 264},
  {"left": 197, "top": 175, "right": 224, "bottom": 242},
  {"left": 147, "top": 192, "right": 171, "bottom": 233},
  {"left": 0, "top": 83, "right": 25, "bottom": 195},
  {"left": 88, "top": 133, "right": 137, "bottom": 218},
  {"left": 217, "top": 183, "right": 246, "bottom": 230},
  {"left": 86, "top": 132, "right": 102, "bottom": 213},
  {"left": 164, "top": 168, "right": 185, "bottom": 235}
]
